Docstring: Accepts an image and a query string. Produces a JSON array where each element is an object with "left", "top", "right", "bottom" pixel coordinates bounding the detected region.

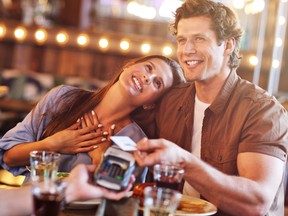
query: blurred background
[{"left": 0, "top": 0, "right": 287, "bottom": 135}]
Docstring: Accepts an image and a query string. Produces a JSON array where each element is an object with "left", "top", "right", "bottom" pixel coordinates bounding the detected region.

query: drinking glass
[
  {"left": 32, "top": 177, "right": 67, "bottom": 216},
  {"left": 30, "top": 151, "right": 61, "bottom": 181},
  {"left": 30, "top": 151, "right": 64, "bottom": 216},
  {"left": 144, "top": 186, "right": 182, "bottom": 216},
  {"left": 153, "top": 164, "right": 184, "bottom": 191}
]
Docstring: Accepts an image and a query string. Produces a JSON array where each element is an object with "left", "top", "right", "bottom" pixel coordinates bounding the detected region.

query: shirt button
[{"left": 218, "top": 155, "right": 222, "bottom": 161}]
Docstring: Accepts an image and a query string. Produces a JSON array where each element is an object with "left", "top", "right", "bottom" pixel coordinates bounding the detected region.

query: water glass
[
  {"left": 30, "top": 151, "right": 61, "bottom": 181},
  {"left": 144, "top": 186, "right": 182, "bottom": 216}
]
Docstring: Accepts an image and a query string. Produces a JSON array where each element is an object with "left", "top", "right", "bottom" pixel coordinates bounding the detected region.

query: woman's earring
[{"left": 143, "top": 104, "right": 155, "bottom": 110}]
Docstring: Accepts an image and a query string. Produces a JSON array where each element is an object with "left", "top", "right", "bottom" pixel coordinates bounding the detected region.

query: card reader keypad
[
  {"left": 94, "top": 146, "right": 136, "bottom": 191},
  {"left": 99, "top": 155, "right": 129, "bottom": 180}
]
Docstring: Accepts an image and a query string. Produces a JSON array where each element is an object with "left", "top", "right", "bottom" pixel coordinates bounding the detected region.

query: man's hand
[{"left": 134, "top": 138, "right": 190, "bottom": 167}]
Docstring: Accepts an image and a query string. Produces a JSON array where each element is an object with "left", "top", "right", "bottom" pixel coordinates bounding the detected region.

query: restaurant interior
[{"left": 0, "top": 0, "right": 288, "bottom": 213}]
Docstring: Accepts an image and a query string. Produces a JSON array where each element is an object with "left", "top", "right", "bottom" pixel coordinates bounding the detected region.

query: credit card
[{"left": 110, "top": 136, "right": 137, "bottom": 151}]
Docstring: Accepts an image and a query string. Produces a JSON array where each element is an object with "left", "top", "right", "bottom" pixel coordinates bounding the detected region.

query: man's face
[{"left": 176, "top": 16, "right": 228, "bottom": 83}]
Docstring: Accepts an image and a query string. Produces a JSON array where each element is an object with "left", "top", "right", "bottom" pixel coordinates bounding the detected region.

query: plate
[
  {"left": 176, "top": 195, "right": 217, "bottom": 216},
  {"left": 139, "top": 195, "right": 217, "bottom": 216},
  {"left": 65, "top": 198, "right": 102, "bottom": 210}
]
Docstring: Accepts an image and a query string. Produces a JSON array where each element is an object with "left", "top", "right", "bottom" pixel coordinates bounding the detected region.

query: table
[
  {"left": 0, "top": 98, "right": 35, "bottom": 113},
  {"left": 60, "top": 197, "right": 140, "bottom": 216},
  {"left": 0, "top": 98, "right": 36, "bottom": 133},
  {"left": 61, "top": 208, "right": 98, "bottom": 216}
]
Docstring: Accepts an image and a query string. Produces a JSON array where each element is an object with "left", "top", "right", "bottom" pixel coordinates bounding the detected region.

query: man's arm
[
  {"left": 184, "top": 152, "right": 284, "bottom": 216},
  {"left": 134, "top": 138, "right": 285, "bottom": 216}
]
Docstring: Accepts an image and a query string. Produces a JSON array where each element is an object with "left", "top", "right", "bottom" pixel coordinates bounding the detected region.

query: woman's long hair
[{"left": 35, "top": 55, "right": 185, "bottom": 139}]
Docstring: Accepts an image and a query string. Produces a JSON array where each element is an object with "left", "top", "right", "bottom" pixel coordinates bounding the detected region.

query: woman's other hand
[{"left": 43, "top": 122, "right": 107, "bottom": 154}]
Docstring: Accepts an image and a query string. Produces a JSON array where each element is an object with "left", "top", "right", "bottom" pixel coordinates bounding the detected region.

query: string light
[
  {"left": 120, "top": 40, "right": 130, "bottom": 51},
  {"left": 141, "top": 43, "right": 151, "bottom": 53},
  {"left": 56, "top": 31, "right": 69, "bottom": 45},
  {"left": 99, "top": 38, "right": 109, "bottom": 49},
  {"left": 14, "top": 26, "right": 27, "bottom": 41},
  {"left": 162, "top": 46, "right": 173, "bottom": 56},
  {"left": 0, "top": 22, "right": 176, "bottom": 57},
  {"left": 249, "top": 55, "right": 258, "bottom": 66},
  {"left": 0, "top": 24, "right": 6, "bottom": 38},
  {"left": 34, "top": 28, "right": 48, "bottom": 44},
  {"left": 231, "top": 0, "right": 265, "bottom": 14},
  {"left": 127, "top": 1, "right": 156, "bottom": 20},
  {"left": 77, "top": 33, "right": 89, "bottom": 47},
  {"left": 232, "top": 0, "right": 245, "bottom": 9}
]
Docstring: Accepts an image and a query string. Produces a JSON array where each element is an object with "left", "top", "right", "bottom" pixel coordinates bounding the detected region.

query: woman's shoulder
[
  {"left": 44, "top": 85, "right": 79, "bottom": 100},
  {"left": 49, "top": 84, "right": 77, "bottom": 94},
  {"left": 35, "top": 85, "right": 78, "bottom": 107}
]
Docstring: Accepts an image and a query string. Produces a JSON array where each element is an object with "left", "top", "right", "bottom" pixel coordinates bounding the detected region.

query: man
[
  {"left": 0, "top": 164, "right": 134, "bottom": 215},
  {"left": 134, "top": 0, "right": 288, "bottom": 215}
]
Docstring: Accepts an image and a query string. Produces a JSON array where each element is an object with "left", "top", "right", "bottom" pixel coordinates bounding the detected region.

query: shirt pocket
[{"left": 203, "top": 145, "right": 239, "bottom": 175}]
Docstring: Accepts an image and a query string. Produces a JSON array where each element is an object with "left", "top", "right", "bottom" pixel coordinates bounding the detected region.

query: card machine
[{"left": 94, "top": 145, "right": 136, "bottom": 191}]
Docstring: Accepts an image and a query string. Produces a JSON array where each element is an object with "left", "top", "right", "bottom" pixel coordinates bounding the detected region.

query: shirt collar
[{"left": 209, "top": 69, "right": 239, "bottom": 114}]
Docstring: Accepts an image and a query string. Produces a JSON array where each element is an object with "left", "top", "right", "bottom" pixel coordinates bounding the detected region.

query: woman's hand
[
  {"left": 79, "top": 110, "right": 116, "bottom": 165},
  {"left": 43, "top": 122, "right": 107, "bottom": 154},
  {"left": 80, "top": 110, "right": 116, "bottom": 142}
]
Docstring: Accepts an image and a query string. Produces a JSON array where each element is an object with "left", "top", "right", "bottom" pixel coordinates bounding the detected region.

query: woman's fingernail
[
  {"left": 103, "top": 131, "right": 108, "bottom": 135},
  {"left": 111, "top": 124, "right": 116, "bottom": 130},
  {"left": 98, "top": 124, "right": 103, "bottom": 128},
  {"left": 77, "top": 118, "right": 80, "bottom": 122},
  {"left": 93, "top": 145, "right": 98, "bottom": 149},
  {"left": 91, "top": 110, "right": 95, "bottom": 115},
  {"left": 101, "top": 138, "right": 107, "bottom": 142}
]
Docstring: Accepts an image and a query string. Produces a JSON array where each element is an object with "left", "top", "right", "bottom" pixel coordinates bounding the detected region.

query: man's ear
[
  {"left": 143, "top": 104, "right": 156, "bottom": 110},
  {"left": 224, "top": 37, "right": 235, "bottom": 55}
]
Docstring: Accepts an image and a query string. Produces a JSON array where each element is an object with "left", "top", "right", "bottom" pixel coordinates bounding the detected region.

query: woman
[{"left": 0, "top": 55, "right": 185, "bottom": 181}]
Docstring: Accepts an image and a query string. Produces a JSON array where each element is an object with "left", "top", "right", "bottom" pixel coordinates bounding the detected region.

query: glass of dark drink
[
  {"left": 153, "top": 164, "right": 184, "bottom": 191},
  {"left": 32, "top": 178, "right": 67, "bottom": 216},
  {"left": 29, "top": 150, "right": 65, "bottom": 216}
]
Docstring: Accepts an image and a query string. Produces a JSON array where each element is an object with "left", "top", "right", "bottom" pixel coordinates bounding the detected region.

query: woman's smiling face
[{"left": 118, "top": 57, "right": 174, "bottom": 106}]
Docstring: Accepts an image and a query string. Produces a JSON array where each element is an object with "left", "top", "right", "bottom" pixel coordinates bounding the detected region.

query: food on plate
[
  {"left": 132, "top": 182, "right": 154, "bottom": 206},
  {"left": 177, "top": 197, "right": 209, "bottom": 213},
  {"left": 57, "top": 172, "right": 69, "bottom": 178}
]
